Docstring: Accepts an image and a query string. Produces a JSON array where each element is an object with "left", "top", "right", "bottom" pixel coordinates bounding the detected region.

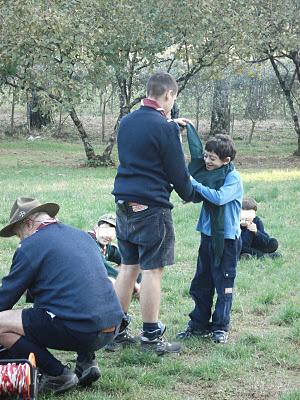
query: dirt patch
[
  {"left": 236, "top": 154, "right": 300, "bottom": 169},
  {"left": 175, "top": 369, "right": 299, "bottom": 400}
]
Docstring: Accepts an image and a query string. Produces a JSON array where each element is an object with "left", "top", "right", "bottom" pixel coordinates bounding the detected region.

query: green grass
[{"left": 0, "top": 133, "right": 300, "bottom": 400}]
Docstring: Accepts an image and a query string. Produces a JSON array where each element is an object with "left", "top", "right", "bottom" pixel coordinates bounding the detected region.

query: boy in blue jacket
[{"left": 177, "top": 127, "right": 243, "bottom": 344}]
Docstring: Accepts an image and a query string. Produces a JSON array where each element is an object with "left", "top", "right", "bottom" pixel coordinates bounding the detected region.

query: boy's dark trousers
[{"left": 189, "top": 234, "right": 241, "bottom": 332}]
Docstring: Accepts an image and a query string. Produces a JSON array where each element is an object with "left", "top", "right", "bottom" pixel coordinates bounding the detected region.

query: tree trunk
[
  {"left": 69, "top": 108, "right": 97, "bottom": 162},
  {"left": 10, "top": 88, "right": 16, "bottom": 135},
  {"left": 231, "top": 113, "right": 235, "bottom": 137},
  {"left": 28, "top": 91, "right": 52, "bottom": 130},
  {"left": 195, "top": 97, "right": 200, "bottom": 132},
  {"left": 269, "top": 55, "right": 300, "bottom": 155},
  {"left": 101, "top": 101, "right": 107, "bottom": 143},
  {"left": 210, "top": 79, "right": 230, "bottom": 135},
  {"left": 58, "top": 108, "right": 62, "bottom": 136},
  {"left": 248, "top": 120, "right": 256, "bottom": 144},
  {"left": 69, "top": 107, "right": 115, "bottom": 166},
  {"left": 99, "top": 78, "right": 132, "bottom": 163}
]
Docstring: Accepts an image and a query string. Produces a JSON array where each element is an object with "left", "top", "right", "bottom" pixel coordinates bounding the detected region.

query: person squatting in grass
[
  {"left": 240, "top": 197, "right": 281, "bottom": 259},
  {"left": 0, "top": 197, "right": 123, "bottom": 395},
  {"left": 111, "top": 72, "right": 200, "bottom": 354},
  {"left": 88, "top": 213, "right": 141, "bottom": 296},
  {"left": 177, "top": 127, "right": 243, "bottom": 344}
]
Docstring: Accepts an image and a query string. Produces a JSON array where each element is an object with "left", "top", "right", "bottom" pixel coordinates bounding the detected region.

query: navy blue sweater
[
  {"left": 0, "top": 223, "right": 123, "bottom": 332},
  {"left": 241, "top": 216, "right": 271, "bottom": 253},
  {"left": 113, "top": 106, "right": 196, "bottom": 208}
]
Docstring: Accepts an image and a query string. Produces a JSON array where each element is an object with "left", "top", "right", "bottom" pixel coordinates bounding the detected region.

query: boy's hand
[{"left": 247, "top": 222, "right": 257, "bottom": 234}]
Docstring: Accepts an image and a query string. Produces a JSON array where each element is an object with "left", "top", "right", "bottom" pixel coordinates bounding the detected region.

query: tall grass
[{"left": 0, "top": 137, "right": 299, "bottom": 399}]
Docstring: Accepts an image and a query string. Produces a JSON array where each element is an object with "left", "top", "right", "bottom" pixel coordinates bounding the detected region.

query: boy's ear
[
  {"left": 165, "top": 89, "right": 176, "bottom": 100},
  {"left": 223, "top": 156, "right": 231, "bottom": 165}
]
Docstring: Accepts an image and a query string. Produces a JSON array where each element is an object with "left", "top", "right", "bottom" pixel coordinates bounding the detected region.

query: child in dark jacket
[
  {"left": 88, "top": 214, "right": 141, "bottom": 295},
  {"left": 240, "top": 198, "right": 281, "bottom": 259}
]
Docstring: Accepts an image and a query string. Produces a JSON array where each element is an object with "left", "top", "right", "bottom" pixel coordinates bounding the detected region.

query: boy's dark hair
[
  {"left": 242, "top": 198, "right": 258, "bottom": 211},
  {"left": 205, "top": 134, "right": 236, "bottom": 161},
  {"left": 146, "top": 72, "right": 178, "bottom": 98}
]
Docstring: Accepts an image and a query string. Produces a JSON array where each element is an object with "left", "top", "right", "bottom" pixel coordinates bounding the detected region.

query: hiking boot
[
  {"left": 75, "top": 358, "right": 101, "bottom": 386},
  {"left": 105, "top": 327, "right": 138, "bottom": 352},
  {"left": 176, "top": 325, "right": 211, "bottom": 340},
  {"left": 266, "top": 251, "right": 282, "bottom": 259},
  {"left": 39, "top": 365, "right": 78, "bottom": 395},
  {"left": 240, "top": 253, "right": 252, "bottom": 260},
  {"left": 140, "top": 322, "right": 181, "bottom": 355},
  {"left": 211, "top": 330, "right": 228, "bottom": 344}
]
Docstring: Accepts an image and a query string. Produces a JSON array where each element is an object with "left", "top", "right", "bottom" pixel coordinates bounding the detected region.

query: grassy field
[{"left": 0, "top": 133, "right": 299, "bottom": 400}]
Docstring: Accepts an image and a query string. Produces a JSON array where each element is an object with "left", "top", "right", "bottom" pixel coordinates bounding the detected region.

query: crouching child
[{"left": 240, "top": 198, "right": 281, "bottom": 259}]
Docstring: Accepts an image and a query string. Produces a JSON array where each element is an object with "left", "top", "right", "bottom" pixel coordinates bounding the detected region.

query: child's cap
[
  {"left": 242, "top": 198, "right": 258, "bottom": 211},
  {"left": 97, "top": 213, "right": 116, "bottom": 227}
]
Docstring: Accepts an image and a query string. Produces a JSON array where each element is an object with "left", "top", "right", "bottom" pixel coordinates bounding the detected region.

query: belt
[
  {"left": 127, "top": 202, "right": 148, "bottom": 212},
  {"left": 101, "top": 325, "right": 116, "bottom": 333}
]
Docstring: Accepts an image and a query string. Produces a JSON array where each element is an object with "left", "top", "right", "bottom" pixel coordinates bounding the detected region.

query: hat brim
[
  {"left": 0, "top": 203, "right": 60, "bottom": 238},
  {"left": 98, "top": 218, "right": 116, "bottom": 227}
]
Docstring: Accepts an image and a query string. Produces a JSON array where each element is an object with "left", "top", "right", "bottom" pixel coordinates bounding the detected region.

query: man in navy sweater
[
  {"left": 0, "top": 197, "right": 123, "bottom": 394},
  {"left": 112, "top": 72, "right": 199, "bottom": 354}
]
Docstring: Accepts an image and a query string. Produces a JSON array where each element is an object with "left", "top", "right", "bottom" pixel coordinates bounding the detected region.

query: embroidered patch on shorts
[{"left": 225, "top": 287, "right": 233, "bottom": 294}]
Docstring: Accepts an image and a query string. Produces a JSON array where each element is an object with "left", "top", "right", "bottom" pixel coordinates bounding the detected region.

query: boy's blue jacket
[
  {"left": 187, "top": 123, "right": 243, "bottom": 265},
  {"left": 113, "top": 105, "right": 197, "bottom": 208}
]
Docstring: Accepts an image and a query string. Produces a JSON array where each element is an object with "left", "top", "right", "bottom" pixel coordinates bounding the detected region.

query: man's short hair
[
  {"left": 146, "top": 72, "right": 178, "bottom": 98},
  {"left": 205, "top": 134, "right": 236, "bottom": 161},
  {"left": 242, "top": 198, "right": 258, "bottom": 211}
]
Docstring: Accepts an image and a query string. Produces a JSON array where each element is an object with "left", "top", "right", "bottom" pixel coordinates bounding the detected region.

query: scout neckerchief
[
  {"left": 35, "top": 217, "right": 58, "bottom": 232},
  {"left": 141, "top": 98, "right": 166, "bottom": 117}
]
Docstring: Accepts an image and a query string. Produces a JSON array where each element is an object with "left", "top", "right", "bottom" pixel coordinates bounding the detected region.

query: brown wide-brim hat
[{"left": 0, "top": 197, "right": 60, "bottom": 238}]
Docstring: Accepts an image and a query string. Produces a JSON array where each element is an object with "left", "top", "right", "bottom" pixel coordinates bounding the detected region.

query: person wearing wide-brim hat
[
  {"left": 0, "top": 197, "right": 123, "bottom": 395},
  {"left": 0, "top": 197, "right": 59, "bottom": 238}
]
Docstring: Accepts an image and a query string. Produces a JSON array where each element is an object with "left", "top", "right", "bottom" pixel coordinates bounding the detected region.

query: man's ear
[{"left": 223, "top": 156, "right": 231, "bottom": 165}]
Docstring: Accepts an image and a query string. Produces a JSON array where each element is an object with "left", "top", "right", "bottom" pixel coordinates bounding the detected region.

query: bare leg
[
  {"left": 0, "top": 332, "right": 22, "bottom": 348},
  {"left": 114, "top": 264, "right": 140, "bottom": 312},
  {"left": 0, "top": 309, "right": 24, "bottom": 336},
  {"left": 140, "top": 268, "right": 163, "bottom": 323}
]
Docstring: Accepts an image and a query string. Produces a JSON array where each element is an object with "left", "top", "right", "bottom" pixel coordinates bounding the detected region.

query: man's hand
[
  {"left": 173, "top": 118, "right": 191, "bottom": 127},
  {"left": 247, "top": 222, "right": 257, "bottom": 234}
]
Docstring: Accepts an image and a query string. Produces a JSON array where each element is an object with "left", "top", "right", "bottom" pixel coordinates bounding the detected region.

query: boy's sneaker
[
  {"left": 211, "top": 330, "right": 228, "bottom": 344},
  {"left": 105, "top": 314, "right": 138, "bottom": 352},
  {"left": 75, "top": 359, "right": 101, "bottom": 386},
  {"left": 140, "top": 322, "right": 181, "bottom": 355},
  {"left": 39, "top": 365, "right": 78, "bottom": 395},
  {"left": 176, "top": 325, "right": 211, "bottom": 340},
  {"left": 105, "top": 328, "right": 138, "bottom": 352}
]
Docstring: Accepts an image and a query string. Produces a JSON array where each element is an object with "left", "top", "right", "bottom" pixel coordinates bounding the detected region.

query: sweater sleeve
[
  {"left": 161, "top": 121, "right": 197, "bottom": 202},
  {"left": 252, "top": 217, "right": 271, "bottom": 248},
  {"left": 0, "top": 248, "right": 36, "bottom": 311},
  {"left": 190, "top": 172, "right": 242, "bottom": 206}
]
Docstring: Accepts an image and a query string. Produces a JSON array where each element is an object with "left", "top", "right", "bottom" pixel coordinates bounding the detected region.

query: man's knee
[
  {"left": 0, "top": 332, "right": 22, "bottom": 348},
  {"left": 0, "top": 309, "right": 24, "bottom": 336},
  {"left": 142, "top": 267, "right": 163, "bottom": 281}
]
